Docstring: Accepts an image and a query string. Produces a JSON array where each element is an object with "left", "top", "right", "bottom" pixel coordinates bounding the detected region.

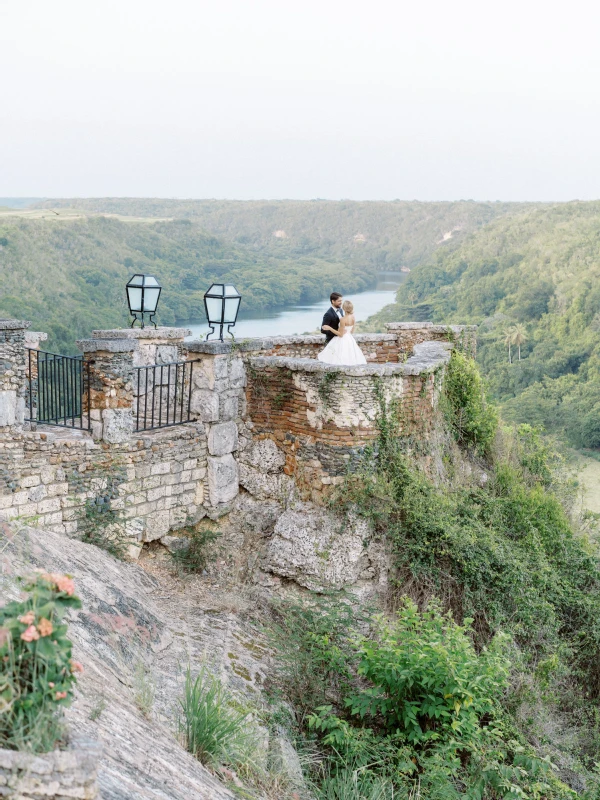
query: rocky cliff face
[
  {"left": 2, "top": 520, "right": 269, "bottom": 799},
  {"left": 1, "top": 478, "right": 393, "bottom": 798}
]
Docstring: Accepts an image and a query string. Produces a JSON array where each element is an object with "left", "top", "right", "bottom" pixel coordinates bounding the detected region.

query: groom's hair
[{"left": 330, "top": 292, "right": 342, "bottom": 302}]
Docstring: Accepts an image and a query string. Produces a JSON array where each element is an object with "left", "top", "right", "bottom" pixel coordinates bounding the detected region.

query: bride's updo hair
[{"left": 342, "top": 300, "right": 354, "bottom": 314}]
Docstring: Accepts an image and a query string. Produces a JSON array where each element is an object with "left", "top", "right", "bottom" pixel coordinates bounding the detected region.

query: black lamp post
[
  {"left": 126, "top": 274, "right": 162, "bottom": 329},
  {"left": 204, "top": 283, "right": 242, "bottom": 341}
]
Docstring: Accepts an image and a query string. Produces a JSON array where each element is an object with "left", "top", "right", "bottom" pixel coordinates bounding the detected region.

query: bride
[{"left": 318, "top": 300, "right": 367, "bottom": 365}]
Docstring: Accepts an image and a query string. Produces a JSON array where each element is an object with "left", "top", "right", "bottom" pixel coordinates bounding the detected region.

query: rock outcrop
[{"left": 1, "top": 520, "right": 272, "bottom": 800}]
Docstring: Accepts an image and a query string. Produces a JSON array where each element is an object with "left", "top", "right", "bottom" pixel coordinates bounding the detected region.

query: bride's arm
[{"left": 323, "top": 324, "right": 342, "bottom": 336}]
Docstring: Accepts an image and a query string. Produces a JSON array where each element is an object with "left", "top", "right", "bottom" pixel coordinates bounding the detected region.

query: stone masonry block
[
  {"left": 207, "top": 421, "right": 239, "bottom": 456},
  {"left": 219, "top": 393, "right": 239, "bottom": 421},
  {"left": 0, "top": 390, "right": 17, "bottom": 426},
  {"left": 102, "top": 408, "right": 134, "bottom": 444},
  {"left": 144, "top": 510, "right": 171, "bottom": 542},
  {"left": 229, "top": 357, "right": 246, "bottom": 388},
  {"left": 207, "top": 454, "right": 239, "bottom": 506},
  {"left": 191, "top": 389, "right": 220, "bottom": 422}
]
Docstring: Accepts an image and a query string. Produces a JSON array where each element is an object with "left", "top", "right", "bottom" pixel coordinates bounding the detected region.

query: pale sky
[{"left": 1, "top": 0, "right": 599, "bottom": 201}]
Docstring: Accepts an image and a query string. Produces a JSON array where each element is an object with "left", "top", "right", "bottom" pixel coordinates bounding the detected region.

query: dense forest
[
  {"left": 0, "top": 199, "right": 531, "bottom": 352},
  {"left": 0, "top": 216, "right": 370, "bottom": 352},
  {"left": 34, "top": 197, "right": 533, "bottom": 269},
  {"left": 362, "top": 202, "right": 600, "bottom": 448}
]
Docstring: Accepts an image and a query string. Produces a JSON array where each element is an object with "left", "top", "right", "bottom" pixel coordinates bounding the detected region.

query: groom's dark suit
[{"left": 321, "top": 306, "right": 344, "bottom": 343}]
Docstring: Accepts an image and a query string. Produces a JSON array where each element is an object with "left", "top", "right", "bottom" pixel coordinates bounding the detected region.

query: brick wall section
[
  {"left": 259, "top": 334, "right": 403, "bottom": 362},
  {"left": 244, "top": 342, "right": 451, "bottom": 502}
]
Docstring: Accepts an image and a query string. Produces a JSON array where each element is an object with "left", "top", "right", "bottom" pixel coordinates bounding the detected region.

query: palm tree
[
  {"left": 511, "top": 323, "right": 528, "bottom": 360},
  {"left": 503, "top": 327, "right": 514, "bottom": 364}
]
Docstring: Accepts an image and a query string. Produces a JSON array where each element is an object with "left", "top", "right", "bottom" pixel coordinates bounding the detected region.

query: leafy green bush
[
  {"left": 347, "top": 600, "right": 510, "bottom": 745},
  {"left": 442, "top": 350, "right": 498, "bottom": 455},
  {"left": 0, "top": 571, "right": 83, "bottom": 752},
  {"left": 177, "top": 665, "right": 251, "bottom": 767}
]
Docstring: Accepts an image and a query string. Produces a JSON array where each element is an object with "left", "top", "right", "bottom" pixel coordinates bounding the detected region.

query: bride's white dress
[{"left": 317, "top": 326, "right": 367, "bottom": 366}]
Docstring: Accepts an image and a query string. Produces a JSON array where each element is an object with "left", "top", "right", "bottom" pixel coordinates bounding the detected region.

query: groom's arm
[{"left": 321, "top": 308, "right": 336, "bottom": 334}]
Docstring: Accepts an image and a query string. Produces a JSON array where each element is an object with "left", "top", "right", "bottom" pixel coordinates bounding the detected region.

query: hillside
[
  {"left": 362, "top": 201, "right": 600, "bottom": 448},
  {"left": 0, "top": 215, "right": 369, "bottom": 352},
  {"left": 34, "top": 198, "right": 536, "bottom": 271}
]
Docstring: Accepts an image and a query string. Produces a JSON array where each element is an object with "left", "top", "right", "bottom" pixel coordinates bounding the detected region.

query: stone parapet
[
  {"left": 0, "top": 736, "right": 100, "bottom": 799},
  {"left": 248, "top": 340, "right": 452, "bottom": 377},
  {"left": 0, "top": 319, "right": 30, "bottom": 428},
  {"left": 242, "top": 340, "right": 452, "bottom": 504},
  {"left": 91, "top": 327, "right": 192, "bottom": 339}
]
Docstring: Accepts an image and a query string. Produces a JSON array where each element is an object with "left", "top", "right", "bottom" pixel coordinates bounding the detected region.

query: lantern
[
  {"left": 126, "top": 274, "right": 161, "bottom": 329},
  {"left": 203, "top": 283, "right": 241, "bottom": 341}
]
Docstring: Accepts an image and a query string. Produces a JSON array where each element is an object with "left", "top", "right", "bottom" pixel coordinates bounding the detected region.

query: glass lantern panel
[
  {"left": 205, "top": 296, "right": 224, "bottom": 323},
  {"left": 144, "top": 275, "right": 159, "bottom": 286},
  {"left": 207, "top": 283, "right": 224, "bottom": 296},
  {"left": 224, "top": 284, "right": 240, "bottom": 298},
  {"left": 143, "top": 287, "right": 160, "bottom": 312},
  {"left": 128, "top": 274, "right": 144, "bottom": 286},
  {"left": 223, "top": 296, "right": 241, "bottom": 323},
  {"left": 127, "top": 286, "right": 143, "bottom": 312}
]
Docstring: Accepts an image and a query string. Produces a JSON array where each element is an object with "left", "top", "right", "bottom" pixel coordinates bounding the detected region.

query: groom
[{"left": 321, "top": 292, "right": 344, "bottom": 343}]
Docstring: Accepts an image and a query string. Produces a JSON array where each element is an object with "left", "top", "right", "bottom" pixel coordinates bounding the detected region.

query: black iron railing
[
  {"left": 27, "top": 349, "right": 91, "bottom": 430},
  {"left": 134, "top": 361, "right": 194, "bottom": 431}
]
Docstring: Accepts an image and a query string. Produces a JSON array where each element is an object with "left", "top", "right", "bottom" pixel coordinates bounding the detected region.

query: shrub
[
  {"left": 442, "top": 350, "right": 498, "bottom": 455},
  {"left": 177, "top": 665, "right": 251, "bottom": 767},
  {"left": 267, "top": 596, "right": 362, "bottom": 721},
  {"left": 347, "top": 599, "right": 510, "bottom": 745},
  {"left": 170, "top": 523, "right": 220, "bottom": 574},
  {"left": 0, "top": 571, "right": 82, "bottom": 752}
]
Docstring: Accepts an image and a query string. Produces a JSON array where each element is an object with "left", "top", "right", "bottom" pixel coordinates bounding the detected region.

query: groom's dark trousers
[{"left": 321, "top": 307, "right": 342, "bottom": 343}]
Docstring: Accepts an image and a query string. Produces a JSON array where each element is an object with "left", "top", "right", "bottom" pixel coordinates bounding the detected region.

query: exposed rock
[
  {"left": 242, "top": 438, "right": 286, "bottom": 473},
  {"left": 269, "top": 725, "right": 307, "bottom": 793},
  {"left": 239, "top": 462, "right": 294, "bottom": 501},
  {"left": 159, "top": 533, "right": 189, "bottom": 553},
  {"left": 1, "top": 521, "right": 275, "bottom": 799},
  {"left": 264, "top": 504, "right": 387, "bottom": 594}
]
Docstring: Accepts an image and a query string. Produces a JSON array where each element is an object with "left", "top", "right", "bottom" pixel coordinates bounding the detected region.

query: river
[{"left": 184, "top": 271, "right": 407, "bottom": 340}]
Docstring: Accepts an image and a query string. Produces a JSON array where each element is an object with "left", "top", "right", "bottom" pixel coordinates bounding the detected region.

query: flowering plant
[{"left": 0, "top": 570, "right": 83, "bottom": 752}]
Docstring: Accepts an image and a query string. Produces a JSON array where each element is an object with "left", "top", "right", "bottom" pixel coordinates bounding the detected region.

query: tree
[{"left": 511, "top": 323, "right": 528, "bottom": 360}]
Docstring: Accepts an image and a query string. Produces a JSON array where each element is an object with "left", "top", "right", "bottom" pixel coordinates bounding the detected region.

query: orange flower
[
  {"left": 20, "top": 625, "right": 40, "bottom": 642},
  {"left": 53, "top": 575, "right": 76, "bottom": 596},
  {"left": 48, "top": 682, "right": 55, "bottom": 688},
  {"left": 55, "top": 691, "right": 67, "bottom": 700},
  {"left": 70, "top": 660, "right": 84, "bottom": 673},
  {"left": 37, "top": 618, "right": 53, "bottom": 637},
  {"left": 18, "top": 611, "right": 35, "bottom": 625}
]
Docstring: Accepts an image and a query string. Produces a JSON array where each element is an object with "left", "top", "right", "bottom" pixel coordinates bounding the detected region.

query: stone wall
[
  {"left": 0, "top": 423, "right": 206, "bottom": 557},
  {"left": 0, "top": 737, "right": 100, "bottom": 799},
  {"left": 0, "top": 320, "right": 473, "bottom": 548},
  {"left": 241, "top": 340, "right": 453, "bottom": 503},
  {"left": 0, "top": 320, "right": 30, "bottom": 428}
]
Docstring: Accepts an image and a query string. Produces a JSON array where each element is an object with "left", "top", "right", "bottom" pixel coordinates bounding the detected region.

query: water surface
[{"left": 184, "top": 271, "right": 407, "bottom": 340}]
